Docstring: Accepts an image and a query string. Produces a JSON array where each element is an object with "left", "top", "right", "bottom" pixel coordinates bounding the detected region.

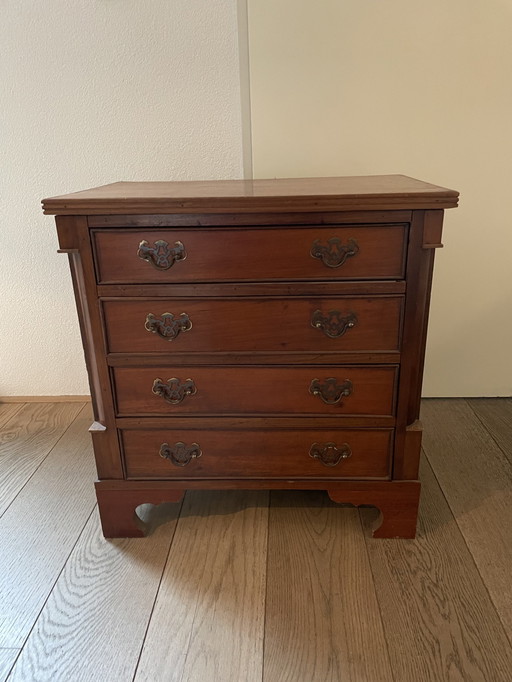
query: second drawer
[{"left": 112, "top": 365, "right": 398, "bottom": 416}]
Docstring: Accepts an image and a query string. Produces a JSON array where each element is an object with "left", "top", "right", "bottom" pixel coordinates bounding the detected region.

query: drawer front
[
  {"left": 93, "top": 225, "right": 407, "bottom": 283},
  {"left": 103, "top": 297, "right": 403, "bottom": 353},
  {"left": 113, "top": 366, "right": 397, "bottom": 416},
  {"left": 121, "top": 428, "right": 393, "bottom": 479}
]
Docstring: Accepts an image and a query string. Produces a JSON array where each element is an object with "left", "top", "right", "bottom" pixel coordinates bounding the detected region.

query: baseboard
[{"left": 0, "top": 395, "right": 92, "bottom": 403}]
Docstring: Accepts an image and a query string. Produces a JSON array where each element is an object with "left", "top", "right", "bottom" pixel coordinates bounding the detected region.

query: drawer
[
  {"left": 113, "top": 366, "right": 398, "bottom": 416},
  {"left": 93, "top": 225, "right": 407, "bottom": 283},
  {"left": 121, "top": 427, "right": 393, "bottom": 479},
  {"left": 103, "top": 296, "right": 403, "bottom": 353}
]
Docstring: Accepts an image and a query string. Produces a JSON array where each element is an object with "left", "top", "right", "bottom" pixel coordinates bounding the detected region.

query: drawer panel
[
  {"left": 93, "top": 225, "right": 407, "bottom": 283},
  {"left": 103, "top": 297, "right": 403, "bottom": 353},
  {"left": 113, "top": 366, "right": 397, "bottom": 416},
  {"left": 121, "top": 427, "right": 393, "bottom": 479}
]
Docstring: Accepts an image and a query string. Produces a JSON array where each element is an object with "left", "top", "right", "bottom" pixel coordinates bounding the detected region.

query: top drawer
[{"left": 92, "top": 225, "right": 408, "bottom": 284}]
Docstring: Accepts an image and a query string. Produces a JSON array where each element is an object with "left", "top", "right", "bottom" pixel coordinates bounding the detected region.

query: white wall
[
  {"left": 0, "top": 0, "right": 244, "bottom": 396},
  {"left": 248, "top": 0, "right": 512, "bottom": 396}
]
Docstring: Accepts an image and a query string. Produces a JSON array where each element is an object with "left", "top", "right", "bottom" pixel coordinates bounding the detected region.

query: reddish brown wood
[
  {"left": 56, "top": 216, "right": 123, "bottom": 479},
  {"left": 102, "top": 296, "right": 404, "bottom": 354},
  {"left": 112, "top": 365, "right": 397, "bottom": 417},
  {"left": 48, "top": 176, "right": 457, "bottom": 540},
  {"left": 42, "top": 175, "right": 459, "bottom": 214},
  {"left": 98, "top": 280, "right": 407, "bottom": 298},
  {"left": 95, "top": 484, "right": 184, "bottom": 538},
  {"left": 120, "top": 427, "right": 393, "bottom": 479},
  {"left": 392, "top": 210, "right": 441, "bottom": 480},
  {"left": 93, "top": 225, "right": 407, "bottom": 283},
  {"left": 87, "top": 209, "right": 413, "bottom": 227},
  {"left": 328, "top": 481, "right": 421, "bottom": 538}
]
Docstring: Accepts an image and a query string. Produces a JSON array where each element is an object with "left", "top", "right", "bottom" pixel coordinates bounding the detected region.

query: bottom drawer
[{"left": 120, "top": 427, "right": 393, "bottom": 480}]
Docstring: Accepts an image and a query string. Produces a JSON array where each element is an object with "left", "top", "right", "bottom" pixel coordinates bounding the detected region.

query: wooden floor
[{"left": 0, "top": 399, "right": 511, "bottom": 682}]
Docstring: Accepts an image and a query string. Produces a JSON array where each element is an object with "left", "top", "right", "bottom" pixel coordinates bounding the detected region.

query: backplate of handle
[
  {"left": 144, "top": 312, "right": 192, "bottom": 341},
  {"left": 311, "top": 310, "right": 357, "bottom": 339},
  {"left": 310, "top": 237, "right": 359, "bottom": 268},
  {"left": 137, "top": 239, "right": 186, "bottom": 270},
  {"left": 309, "top": 442, "right": 352, "bottom": 467},
  {"left": 152, "top": 378, "right": 197, "bottom": 405},
  {"left": 309, "top": 378, "right": 353, "bottom": 405},
  {"left": 159, "top": 442, "right": 202, "bottom": 467}
]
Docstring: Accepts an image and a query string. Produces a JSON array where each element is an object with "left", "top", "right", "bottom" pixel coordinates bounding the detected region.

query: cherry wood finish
[
  {"left": 42, "top": 175, "right": 459, "bottom": 214},
  {"left": 93, "top": 225, "right": 407, "bottom": 283},
  {"left": 48, "top": 176, "right": 458, "bottom": 539},
  {"left": 102, "top": 296, "right": 404, "bottom": 354},
  {"left": 120, "top": 427, "right": 393, "bottom": 480},
  {"left": 112, "top": 365, "right": 397, "bottom": 417}
]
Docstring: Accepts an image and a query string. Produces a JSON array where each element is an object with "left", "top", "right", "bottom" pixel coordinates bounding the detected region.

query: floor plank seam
[
  {"left": 131, "top": 496, "right": 185, "bottom": 682},
  {"left": 9, "top": 504, "right": 97, "bottom": 664},
  {"left": 0, "top": 403, "right": 88, "bottom": 521},
  {"left": 465, "top": 399, "right": 512, "bottom": 469},
  {"left": 0, "top": 403, "right": 25, "bottom": 430},
  {"left": 357, "top": 508, "right": 398, "bottom": 682},
  {"left": 1, "top": 649, "right": 22, "bottom": 682},
  {"left": 422, "top": 447, "right": 512, "bottom": 649},
  {"left": 260, "top": 490, "right": 271, "bottom": 682}
]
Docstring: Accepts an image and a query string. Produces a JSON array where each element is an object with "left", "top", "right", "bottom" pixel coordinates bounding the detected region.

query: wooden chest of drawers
[{"left": 43, "top": 175, "right": 458, "bottom": 538}]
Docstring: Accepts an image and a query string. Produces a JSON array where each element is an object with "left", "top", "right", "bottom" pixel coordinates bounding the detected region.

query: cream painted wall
[
  {"left": 1, "top": 0, "right": 244, "bottom": 396},
  {"left": 248, "top": 0, "right": 512, "bottom": 396}
]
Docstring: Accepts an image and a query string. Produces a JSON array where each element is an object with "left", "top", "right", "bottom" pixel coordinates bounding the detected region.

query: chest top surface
[{"left": 42, "top": 175, "right": 459, "bottom": 215}]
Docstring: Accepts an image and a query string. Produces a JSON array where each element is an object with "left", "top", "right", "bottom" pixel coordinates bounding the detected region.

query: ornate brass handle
[
  {"left": 311, "top": 310, "right": 357, "bottom": 339},
  {"left": 309, "top": 378, "right": 353, "bottom": 405},
  {"left": 152, "top": 378, "right": 197, "bottom": 405},
  {"left": 144, "top": 312, "right": 192, "bottom": 341},
  {"left": 309, "top": 442, "right": 352, "bottom": 467},
  {"left": 137, "top": 239, "right": 187, "bottom": 270},
  {"left": 310, "top": 237, "right": 359, "bottom": 268},
  {"left": 159, "top": 442, "right": 202, "bottom": 467}
]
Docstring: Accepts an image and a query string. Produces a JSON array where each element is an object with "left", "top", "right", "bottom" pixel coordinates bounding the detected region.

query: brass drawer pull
[
  {"left": 310, "top": 237, "right": 359, "bottom": 268},
  {"left": 311, "top": 310, "right": 357, "bottom": 339},
  {"left": 137, "top": 239, "right": 186, "bottom": 270},
  {"left": 144, "top": 312, "right": 192, "bottom": 341},
  {"left": 309, "top": 442, "right": 352, "bottom": 467},
  {"left": 152, "top": 378, "right": 197, "bottom": 405},
  {"left": 159, "top": 442, "right": 202, "bottom": 467},
  {"left": 309, "top": 378, "right": 353, "bottom": 405}
]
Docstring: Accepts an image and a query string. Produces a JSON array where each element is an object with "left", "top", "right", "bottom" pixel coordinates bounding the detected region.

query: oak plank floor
[
  {"left": 0, "top": 404, "right": 24, "bottom": 430},
  {"left": 363, "top": 457, "right": 512, "bottom": 681},
  {"left": 134, "top": 490, "right": 268, "bottom": 682},
  {"left": 0, "top": 402, "right": 83, "bottom": 516},
  {"left": 8, "top": 505, "right": 181, "bottom": 682},
  {"left": 0, "top": 651, "right": 19, "bottom": 682},
  {"left": 421, "top": 399, "right": 512, "bottom": 640},
  {"left": 264, "top": 491, "right": 393, "bottom": 682},
  {"left": 1, "top": 399, "right": 511, "bottom": 680},
  {"left": 0, "top": 405, "right": 96, "bottom": 647},
  {"left": 468, "top": 398, "right": 512, "bottom": 465}
]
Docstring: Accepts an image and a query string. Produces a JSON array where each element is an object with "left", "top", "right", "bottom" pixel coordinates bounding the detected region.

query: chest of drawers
[{"left": 43, "top": 175, "right": 458, "bottom": 538}]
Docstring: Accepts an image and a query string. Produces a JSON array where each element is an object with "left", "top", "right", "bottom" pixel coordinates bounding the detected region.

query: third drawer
[{"left": 112, "top": 365, "right": 398, "bottom": 416}]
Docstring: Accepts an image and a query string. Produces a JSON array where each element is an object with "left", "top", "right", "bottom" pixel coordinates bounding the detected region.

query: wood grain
[
  {"left": 93, "top": 225, "right": 407, "bottom": 283},
  {"left": 0, "top": 404, "right": 23, "bottom": 429},
  {"left": 103, "top": 296, "right": 403, "bottom": 354},
  {"left": 7, "top": 504, "right": 180, "bottom": 682},
  {"left": 0, "top": 402, "right": 84, "bottom": 516},
  {"left": 121, "top": 427, "right": 393, "bottom": 480},
  {"left": 134, "top": 490, "right": 268, "bottom": 682},
  {"left": 363, "top": 457, "right": 512, "bottom": 681},
  {"left": 421, "top": 399, "right": 512, "bottom": 640},
  {"left": 0, "top": 405, "right": 96, "bottom": 647},
  {"left": 42, "top": 175, "right": 459, "bottom": 214},
  {"left": 0, "top": 650, "right": 18, "bottom": 682},
  {"left": 113, "top": 365, "right": 397, "bottom": 417},
  {"left": 264, "top": 490, "right": 393, "bottom": 681},
  {"left": 468, "top": 398, "right": 512, "bottom": 466}
]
